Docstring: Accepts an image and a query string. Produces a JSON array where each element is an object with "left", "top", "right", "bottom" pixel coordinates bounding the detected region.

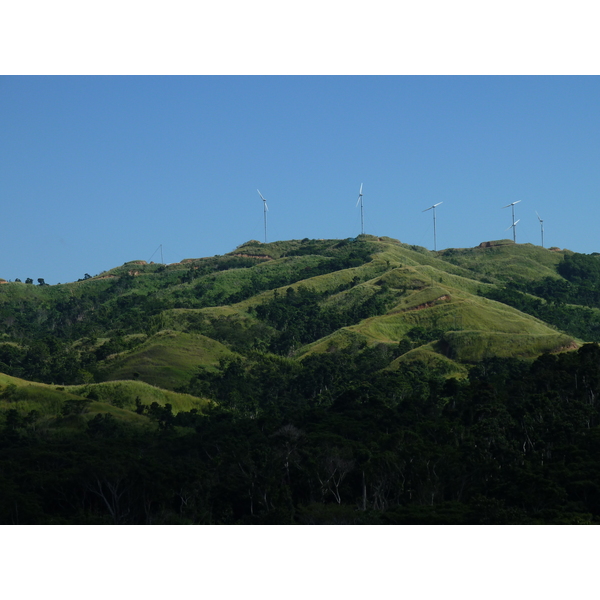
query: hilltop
[
  {"left": 0, "top": 233, "right": 594, "bottom": 420},
  {"left": 0, "top": 234, "right": 591, "bottom": 395},
  {"left": 1, "top": 233, "right": 599, "bottom": 421}
]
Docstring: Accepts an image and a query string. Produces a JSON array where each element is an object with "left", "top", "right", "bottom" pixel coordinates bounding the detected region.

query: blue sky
[{"left": 2, "top": 75, "right": 600, "bottom": 284}]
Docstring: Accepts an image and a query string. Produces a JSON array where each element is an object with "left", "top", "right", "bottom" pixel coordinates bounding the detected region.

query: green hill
[
  {"left": 0, "top": 235, "right": 596, "bottom": 424},
  {"left": 5, "top": 235, "right": 600, "bottom": 524},
  {"left": 99, "top": 330, "right": 236, "bottom": 390},
  {"left": 0, "top": 370, "right": 208, "bottom": 437},
  {"left": 436, "top": 240, "right": 568, "bottom": 283}
]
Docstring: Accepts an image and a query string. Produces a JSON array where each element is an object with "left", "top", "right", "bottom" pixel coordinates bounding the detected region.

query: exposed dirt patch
[
  {"left": 232, "top": 253, "right": 273, "bottom": 260},
  {"left": 405, "top": 295, "right": 450, "bottom": 311},
  {"left": 553, "top": 341, "right": 580, "bottom": 353},
  {"left": 478, "top": 240, "right": 513, "bottom": 248}
]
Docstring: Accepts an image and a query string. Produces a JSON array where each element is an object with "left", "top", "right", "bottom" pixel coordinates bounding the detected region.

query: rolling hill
[
  {"left": 0, "top": 234, "right": 593, "bottom": 410},
  {"left": 4, "top": 235, "right": 600, "bottom": 524}
]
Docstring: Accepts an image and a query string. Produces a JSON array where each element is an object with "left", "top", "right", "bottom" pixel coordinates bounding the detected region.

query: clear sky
[{"left": 2, "top": 75, "right": 600, "bottom": 284}]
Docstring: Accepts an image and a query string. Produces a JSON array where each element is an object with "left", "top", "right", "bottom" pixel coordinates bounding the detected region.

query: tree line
[{"left": 3, "top": 343, "right": 600, "bottom": 524}]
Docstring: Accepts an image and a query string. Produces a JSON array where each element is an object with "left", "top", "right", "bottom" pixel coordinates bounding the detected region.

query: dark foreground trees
[{"left": 3, "top": 344, "right": 600, "bottom": 524}]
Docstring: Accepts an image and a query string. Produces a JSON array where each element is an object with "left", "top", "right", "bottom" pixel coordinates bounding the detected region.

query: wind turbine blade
[
  {"left": 422, "top": 206, "right": 433, "bottom": 212},
  {"left": 514, "top": 219, "right": 520, "bottom": 225},
  {"left": 257, "top": 189, "right": 266, "bottom": 201},
  {"left": 536, "top": 211, "right": 543, "bottom": 222},
  {"left": 433, "top": 202, "right": 443, "bottom": 208},
  {"left": 505, "top": 225, "right": 513, "bottom": 231},
  {"left": 264, "top": 202, "right": 268, "bottom": 211},
  {"left": 355, "top": 182, "right": 364, "bottom": 203},
  {"left": 513, "top": 200, "right": 521, "bottom": 205}
]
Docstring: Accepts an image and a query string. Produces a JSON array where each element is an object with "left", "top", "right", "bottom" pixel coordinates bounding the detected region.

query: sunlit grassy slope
[
  {"left": 288, "top": 239, "right": 575, "bottom": 365},
  {"left": 436, "top": 240, "right": 568, "bottom": 283},
  {"left": 100, "top": 330, "right": 235, "bottom": 390},
  {"left": 67, "top": 380, "right": 211, "bottom": 414},
  {"left": 119, "top": 236, "right": 576, "bottom": 372},
  {"left": 0, "top": 371, "right": 208, "bottom": 433},
  {"left": 387, "top": 344, "right": 469, "bottom": 378},
  {"left": 0, "top": 235, "right": 582, "bottom": 408}
]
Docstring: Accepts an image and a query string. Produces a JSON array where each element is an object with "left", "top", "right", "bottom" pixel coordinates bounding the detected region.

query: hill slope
[
  {"left": 0, "top": 235, "right": 594, "bottom": 412},
  {"left": 5, "top": 236, "right": 600, "bottom": 524}
]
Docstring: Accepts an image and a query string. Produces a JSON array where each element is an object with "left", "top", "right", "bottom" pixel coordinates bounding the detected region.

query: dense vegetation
[
  {"left": 2, "top": 237, "right": 600, "bottom": 523},
  {"left": 480, "top": 252, "right": 600, "bottom": 342},
  {"left": 3, "top": 345, "right": 600, "bottom": 524}
]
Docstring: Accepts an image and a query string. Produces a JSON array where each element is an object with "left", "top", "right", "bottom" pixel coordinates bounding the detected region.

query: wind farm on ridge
[{"left": 255, "top": 183, "right": 549, "bottom": 252}]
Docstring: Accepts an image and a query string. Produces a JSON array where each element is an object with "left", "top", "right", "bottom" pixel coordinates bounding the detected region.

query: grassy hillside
[
  {"left": 387, "top": 343, "right": 469, "bottom": 378},
  {"left": 0, "top": 235, "right": 592, "bottom": 418},
  {"left": 0, "top": 368, "right": 209, "bottom": 430},
  {"left": 5, "top": 236, "right": 600, "bottom": 525},
  {"left": 291, "top": 243, "right": 575, "bottom": 368},
  {"left": 437, "top": 240, "right": 568, "bottom": 283},
  {"left": 68, "top": 380, "right": 211, "bottom": 414},
  {"left": 99, "top": 330, "right": 236, "bottom": 390}
]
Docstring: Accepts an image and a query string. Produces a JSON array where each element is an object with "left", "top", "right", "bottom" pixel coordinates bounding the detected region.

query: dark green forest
[
  {"left": 3, "top": 345, "right": 600, "bottom": 524},
  {"left": 2, "top": 237, "right": 600, "bottom": 523}
]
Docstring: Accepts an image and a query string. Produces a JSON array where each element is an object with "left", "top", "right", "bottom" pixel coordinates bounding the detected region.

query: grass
[
  {"left": 99, "top": 330, "right": 235, "bottom": 390},
  {"left": 388, "top": 344, "right": 468, "bottom": 378},
  {"left": 440, "top": 330, "right": 577, "bottom": 362},
  {"left": 0, "top": 236, "right": 585, "bottom": 390},
  {"left": 296, "top": 329, "right": 369, "bottom": 359},
  {"left": 0, "top": 369, "right": 209, "bottom": 436},
  {"left": 231, "top": 237, "right": 370, "bottom": 260},
  {"left": 160, "top": 306, "right": 248, "bottom": 330},
  {"left": 321, "top": 282, "right": 382, "bottom": 312},
  {"left": 68, "top": 379, "right": 211, "bottom": 414},
  {"left": 295, "top": 251, "right": 575, "bottom": 365},
  {"left": 437, "top": 242, "right": 567, "bottom": 284},
  {"left": 190, "top": 254, "right": 333, "bottom": 303},
  {"left": 233, "top": 260, "right": 388, "bottom": 311},
  {"left": 349, "top": 288, "right": 560, "bottom": 343},
  {"left": 0, "top": 381, "right": 78, "bottom": 417}
]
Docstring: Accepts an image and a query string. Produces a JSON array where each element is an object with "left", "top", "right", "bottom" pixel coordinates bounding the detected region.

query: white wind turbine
[
  {"left": 257, "top": 189, "right": 268, "bottom": 243},
  {"left": 356, "top": 183, "right": 364, "bottom": 235},
  {"left": 502, "top": 200, "right": 521, "bottom": 242},
  {"left": 536, "top": 211, "right": 544, "bottom": 248},
  {"left": 422, "top": 202, "right": 443, "bottom": 251},
  {"left": 506, "top": 219, "right": 520, "bottom": 240}
]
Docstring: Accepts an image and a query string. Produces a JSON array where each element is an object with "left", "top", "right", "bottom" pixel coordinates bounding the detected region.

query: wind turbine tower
[
  {"left": 502, "top": 200, "right": 521, "bottom": 242},
  {"left": 356, "top": 183, "right": 364, "bottom": 235},
  {"left": 422, "top": 202, "right": 443, "bottom": 251},
  {"left": 257, "top": 189, "right": 268, "bottom": 243},
  {"left": 536, "top": 212, "right": 544, "bottom": 248}
]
